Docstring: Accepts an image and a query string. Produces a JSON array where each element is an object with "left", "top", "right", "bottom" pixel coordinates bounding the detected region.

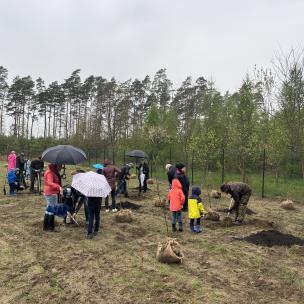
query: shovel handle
[{"left": 227, "top": 198, "right": 234, "bottom": 216}]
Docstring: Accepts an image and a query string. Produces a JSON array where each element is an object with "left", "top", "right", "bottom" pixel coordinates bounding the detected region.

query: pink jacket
[{"left": 8, "top": 153, "right": 16, "bottom": 171}]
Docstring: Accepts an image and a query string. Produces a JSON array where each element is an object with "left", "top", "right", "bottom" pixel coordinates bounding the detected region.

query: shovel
[{"left": 222, "top": 199, "right": 234, "bottom": 227}]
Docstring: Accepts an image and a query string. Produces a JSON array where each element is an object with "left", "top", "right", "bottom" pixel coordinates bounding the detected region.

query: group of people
[
  {"left": 166, "top": 163, "right": 252, "bottom": 233},
  {"left": 6, "top": 151, "right": 44, "bottom": 195},
  {"left": 42, "top": 160, "right": 150, "bottom": 239}
]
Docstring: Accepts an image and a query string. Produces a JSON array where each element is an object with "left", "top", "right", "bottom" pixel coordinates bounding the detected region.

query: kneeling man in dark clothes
[{"left": 220, "top": 182, "right": 252, "bottom": 225}]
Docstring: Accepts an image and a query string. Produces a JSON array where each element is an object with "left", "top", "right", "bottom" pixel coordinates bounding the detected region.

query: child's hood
[
  {"left": 191, "top": 186, "right": 201, "bottom": 196},
  {"left": 172, "top": 179, "right": 182, "bottom": 190}
]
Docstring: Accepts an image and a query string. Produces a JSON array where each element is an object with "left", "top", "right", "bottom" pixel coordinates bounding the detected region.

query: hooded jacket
[
  {"left": 168, "top": 179, "right": 185, "bottom": 212},
  {"left": 188, "top": 186, "right": 206, "bottom": 219},
  {"left": 8, "top": 153, "right": 16, "bottom": 171},
  {"left": 44, "top": 164, "right": 61, "bottom": 195}
]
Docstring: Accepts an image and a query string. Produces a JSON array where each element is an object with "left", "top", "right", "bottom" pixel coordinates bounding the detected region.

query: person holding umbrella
[
  {"left": 43, "top": 164, "right": 62, "bottom": 231},
  {"left": 137, "top": 160, "right": 149, "bottom": 193},
  {"left": 71, "top": 171, "right": 111, "bottom": 239}
]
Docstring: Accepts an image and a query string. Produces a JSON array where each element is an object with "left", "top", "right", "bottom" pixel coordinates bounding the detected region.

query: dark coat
[
  {"left": 174, "top": 169, "right": 190, "bottom": 198},
  {"left": 167, "top": 166, "right": 176, "bottom": 185},
  {"left": 118, "top": 165, "right": 130, "bottom": 180},
  {"left": 226, "top": 182, "right": 251, "bottom": 201},
  {"left": 16, "top": 155, "right": 26, "bottom": 170}
]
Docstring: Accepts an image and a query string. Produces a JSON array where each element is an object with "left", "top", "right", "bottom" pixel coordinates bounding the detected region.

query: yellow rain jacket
[{"left": 188, "top": 198, "right": 206, "bottom": 219}]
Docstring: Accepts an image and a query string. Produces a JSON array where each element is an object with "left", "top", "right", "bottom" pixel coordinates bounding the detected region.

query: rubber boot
[
  {"left": 172, "top": 224, "right": 177, "bottom": 232},
  {"left": 195, "top": 225, "right": 202, "bottom": 233},
  {"left": 189, "top": 223, "right": 195, "bottom": 233},
  {"left": 43, "top": 214, "right": 49, "bottom": 231},
  {"left": 178, "top": 222, "right": 183, "bottom": 232},
  {"left": 49, "top": 215, "right": 55, "bottom": 231}
]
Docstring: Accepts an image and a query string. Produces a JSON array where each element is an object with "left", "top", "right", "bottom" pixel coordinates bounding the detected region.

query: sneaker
[
  {"left": 87, "top": 234, "right": 93, "bottom": 239},
  {"left": 112, "top": 208, "right": 118, "bottom": 213},
  {"left": 93, "top": 231, "right": 98, "bottom": 236},
  {"left": 195, "top": 225, "right": 202, "bottom": 233},
  {"left": 178, "top": 227, "right": 183, "bottom": 232},
  {"left": 105, "top": 209, "right": 110, "bottom": 213},
  {"left": 234, "top": 220, "right": 243, "bottom": 226}
]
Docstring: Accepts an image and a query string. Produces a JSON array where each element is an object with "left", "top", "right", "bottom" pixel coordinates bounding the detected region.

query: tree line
[{"left": 0, "top": 49, "right": 304, "bottom": 180}]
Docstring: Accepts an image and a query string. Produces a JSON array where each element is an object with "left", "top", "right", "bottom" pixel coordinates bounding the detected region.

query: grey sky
[{"left": 0, "top": 0, "right": 303, "bottom": 92}]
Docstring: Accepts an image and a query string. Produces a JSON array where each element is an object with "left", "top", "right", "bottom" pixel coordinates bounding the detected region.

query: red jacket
[
  {"left": 44, "top": 165, "right": 61, "bottom": 195},
  {"left": 168, "top": 179, "right": 185, "bottom": 211}
]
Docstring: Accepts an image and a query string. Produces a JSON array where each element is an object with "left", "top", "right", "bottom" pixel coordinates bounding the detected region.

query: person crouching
[
  {"left": 188, "top": 186, "right": 206, "bottom": 233},
  {"left": 168, "top": 179, "right": 185, "bottom": 232}
]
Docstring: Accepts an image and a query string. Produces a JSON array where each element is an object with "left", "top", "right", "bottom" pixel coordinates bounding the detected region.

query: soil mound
[
  {"left": 280, "top": 200, "right": 295, "bottom": 210},
  {"left": 210, "top": 190, "right": 221, "bottom": 199},
  {"left": 114, "top": 210, "right": 133, "bottom": 223},
  {"left": 216, "top": 208, "right": 256, "bottom": 215},
  {"left": 205, "top": 211, "right": 220, "bottom": 221},
  {"left": 243, "top": 230, "right": 304, "bottom": 247},
  {"left": 118, "top": 201, "right": 142, "bottom": 210}
]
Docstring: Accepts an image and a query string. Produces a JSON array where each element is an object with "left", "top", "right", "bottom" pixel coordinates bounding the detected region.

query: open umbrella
[
  {"left": 126, "top": 150, "right": 148, "bottom": 159},
  {"left": 93, "top": 164, "right": 104, "bottom": 170},
  {"left": 42, "top": 145, "right": 87, "bottom": 165},
  {"left": 71, "top": 171, "right": 111, "bottom": 197}
]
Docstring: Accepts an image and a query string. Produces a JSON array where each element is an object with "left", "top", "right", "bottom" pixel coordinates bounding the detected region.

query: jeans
[
  {"left": 117, "top": 179, "right": 128, "bottom": 196},
  {"left": 9, "top": 183, "right": 15, "bottom": 195},
  {"left": 105, "top": 188, "right": 116, "bottom": 209},
  {"left": 87, "top": 197, "right": 101, "bottom": 235},
  {"left": 172, "top": 211, "right": 182, "bottom": 225},
  {"left": 44, "top": 194, "right": 58, "bottom": 215}
]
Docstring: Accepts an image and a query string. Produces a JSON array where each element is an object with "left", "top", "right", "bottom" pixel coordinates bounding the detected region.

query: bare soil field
[{"left": 0, "top": 179, "right": 304, "bottom": 304}]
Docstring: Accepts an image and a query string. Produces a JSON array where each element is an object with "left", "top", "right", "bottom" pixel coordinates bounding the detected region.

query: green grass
[{"left": 151, "top": 169, "right": 304, "bottom": 203}]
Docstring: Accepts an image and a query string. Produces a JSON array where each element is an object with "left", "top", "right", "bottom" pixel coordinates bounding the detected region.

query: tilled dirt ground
[{"left": 0, "top": 180, "right": 304, "bottom": 304}]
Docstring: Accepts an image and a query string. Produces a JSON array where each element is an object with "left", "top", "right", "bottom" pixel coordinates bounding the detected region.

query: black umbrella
[
  {"left": 126, "top": 150, "right": 148, "bottom": 159},
  {"left": 42, "top": 145, "right": 87, "bottom": 165}
]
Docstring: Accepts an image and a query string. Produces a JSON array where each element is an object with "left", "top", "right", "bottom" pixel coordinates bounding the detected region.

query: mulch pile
[{"left": 243, "top": 229, "right": 304, "bottom": 247}]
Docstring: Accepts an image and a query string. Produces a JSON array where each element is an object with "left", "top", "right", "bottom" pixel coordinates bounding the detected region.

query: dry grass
[{"left": 0, "top": 177, "right": 304, "bottom": 304}]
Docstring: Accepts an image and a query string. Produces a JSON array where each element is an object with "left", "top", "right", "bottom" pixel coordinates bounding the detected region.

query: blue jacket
[{"left": 7, "top": 170, "right": 16, "bottom": 184}]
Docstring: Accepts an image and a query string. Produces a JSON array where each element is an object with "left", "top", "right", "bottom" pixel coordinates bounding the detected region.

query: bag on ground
[{"left": 156, "top": 238, "right": 184, "bottom": 264}]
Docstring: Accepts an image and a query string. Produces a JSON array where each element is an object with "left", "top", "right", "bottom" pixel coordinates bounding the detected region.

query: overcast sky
[{"left": 0, "top": 0, "right": 304, "bottom": 92}]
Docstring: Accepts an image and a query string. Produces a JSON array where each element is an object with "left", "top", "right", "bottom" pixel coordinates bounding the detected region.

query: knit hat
[{"left": 175, "top": 163, "right": 185, "bottom": 170}]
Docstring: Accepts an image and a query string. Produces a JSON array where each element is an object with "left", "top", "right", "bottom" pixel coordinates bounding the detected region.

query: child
[
  {"left": 7, "top": 168, "right": 17, "bottom": 196},
  {"left": 188, "top": 186, "right": 206, "bottom": 233},
  {"left": 168, "top": 179, "right": 185, "bottom": 232}
]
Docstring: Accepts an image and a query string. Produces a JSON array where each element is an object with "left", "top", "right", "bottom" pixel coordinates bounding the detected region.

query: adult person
[
  {"left": 43, "top": 164, "right": 62, "bottom": 231},
  {"left": 30, "top": 156, "right": 44, "bottom": 192},
  {"left": 86, "top": 196, "right": 102, "bottom": 239},
  {"left": 220, "top": 182, "right": 252, "bottom": 225},
  {"left": 16, "top": 152, "right": 27, "bottom": 188},
  {"left": 103, "top": 159, "right": 120, "bottom": 212},
  {"left": 174, "top": 163, "right": 190, "bottom": 211},
  {"left": 71, "top": 170, "right": 89, "bottom": 225},
  {"left": 116, "top": 163, "right": 133, "bottom": 198},
  {"left": 7, "top": 151, "right": 16, "bottom": 171},
  {"left": 137, "top": 160, "right": 149, "bottom": 193}
]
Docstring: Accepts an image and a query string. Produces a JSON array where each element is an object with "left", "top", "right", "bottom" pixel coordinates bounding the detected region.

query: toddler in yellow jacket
[{"left": 188, "top": 186, "right": 206, "bottom": 233}]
